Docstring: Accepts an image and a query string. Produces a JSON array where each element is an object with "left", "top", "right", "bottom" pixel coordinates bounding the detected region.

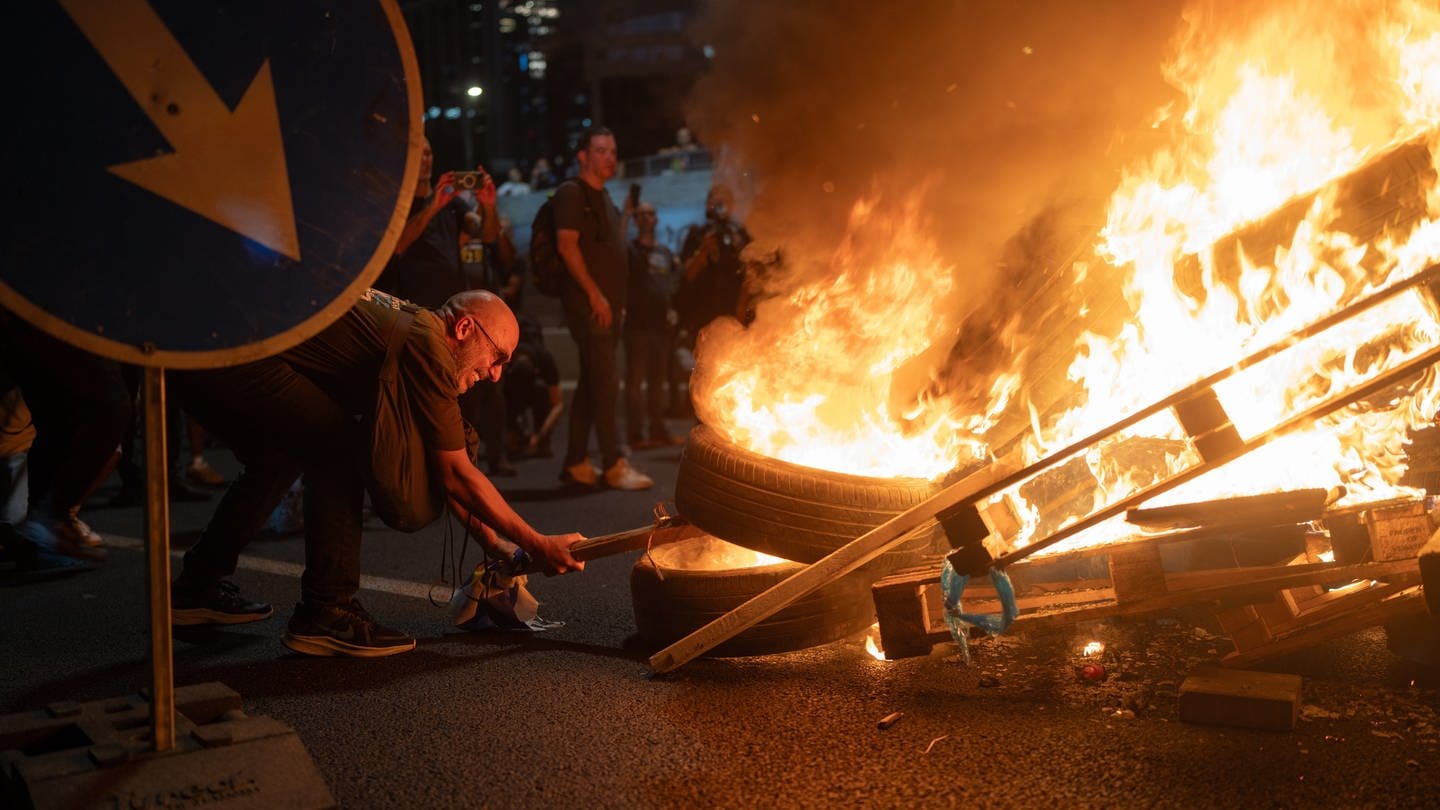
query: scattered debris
[
  {"left": 1300, "top": 704, "right": 1342, "bottom": 721},
  {"left": 923, "top": 735, "right": 949, "bottom": 754},
  {"left": 877, "top": 711, "right": 904, "bottom": 730},
  {"left": 977, "top": 673, "right": 1001, "bottom": 688}
]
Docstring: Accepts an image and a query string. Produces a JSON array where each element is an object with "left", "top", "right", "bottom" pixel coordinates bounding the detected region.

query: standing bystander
[
  {"left": 552, "top": 126, "right": 652, "bottom": 490},
  {"left": 624, "top": 202, "right": 684, "bottom": 449}
]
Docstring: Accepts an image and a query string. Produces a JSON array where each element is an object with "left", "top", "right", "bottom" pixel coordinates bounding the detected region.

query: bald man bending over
[{"left": 170, "top": 289, "right": 583, "bottom": 657}]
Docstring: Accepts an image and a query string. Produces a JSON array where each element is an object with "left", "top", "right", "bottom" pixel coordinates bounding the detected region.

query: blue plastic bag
[{"left": 940, "top": 559, "right": 1019, "bottom": 664}]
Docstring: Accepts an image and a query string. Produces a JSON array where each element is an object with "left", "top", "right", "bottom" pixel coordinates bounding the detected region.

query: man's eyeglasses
[{"left": 472, "top": 317, "right": 510, "bottom": 367}]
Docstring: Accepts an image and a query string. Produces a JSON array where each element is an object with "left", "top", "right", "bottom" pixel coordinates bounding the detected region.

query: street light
[{"left": 460, "top": 85, "right": 484, "bottom": 168}]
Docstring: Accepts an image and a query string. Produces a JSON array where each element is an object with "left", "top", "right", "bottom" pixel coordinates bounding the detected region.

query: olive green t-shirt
[{"left": 283, "top": 294, "right": 466, "bottom": 452}]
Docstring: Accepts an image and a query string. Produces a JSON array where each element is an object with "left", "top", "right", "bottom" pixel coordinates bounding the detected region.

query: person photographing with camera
[
  {"left": 378, "top": 135, "right": 498, "bottom": 307},
  {"left": 677, "top": 183, "right": 752, "bottom": 345},
  {"left": 375, "top": 134, "right": 516, "bottom": 477}
]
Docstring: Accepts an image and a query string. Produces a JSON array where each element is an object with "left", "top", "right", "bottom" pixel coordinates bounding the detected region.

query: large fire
[{"left": 694, "top": 1, "right": 1440, "bottom": 556}]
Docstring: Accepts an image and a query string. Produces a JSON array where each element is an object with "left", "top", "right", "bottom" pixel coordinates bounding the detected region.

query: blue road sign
[{"left": 1, "top": 0, "right": 421, "bottom": 368}]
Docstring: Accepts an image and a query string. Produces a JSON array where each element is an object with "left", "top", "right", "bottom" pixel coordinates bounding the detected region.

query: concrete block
[
  {"left": 0, "top": 682, "right": 333, "bottom": 809},
  {"left": 1178, "top": 667, "right": 1302, "bottom": 731}
]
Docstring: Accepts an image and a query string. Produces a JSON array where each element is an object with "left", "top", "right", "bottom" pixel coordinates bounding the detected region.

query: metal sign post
[
  {"left": 142, "top": 367, "right": 174, "bottom": 752},
  {"left": 0, "top": 1, "right": 420, "bottom": 804}
]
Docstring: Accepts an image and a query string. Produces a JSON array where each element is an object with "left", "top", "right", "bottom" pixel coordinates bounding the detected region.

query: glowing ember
[
  {"left": 648, "top": 535, "right": 784, "bottom": 570},
  {"left": 697, "top": 1, "right": 1440, "bottom": 560}
]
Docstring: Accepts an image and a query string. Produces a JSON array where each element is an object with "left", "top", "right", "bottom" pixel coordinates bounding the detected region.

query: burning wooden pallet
[
  {"left": 646, "top": 135, "right": 1440, "bottom": 674},
  {"left": 871, "top": 493, "right": 1431, "bottom": 665}
]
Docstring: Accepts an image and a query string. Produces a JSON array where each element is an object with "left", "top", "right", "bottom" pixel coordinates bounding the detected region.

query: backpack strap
[
  {"left": 379, "top": 305, "right": 421, "bottom": 384},
  {"left": 559, "top": 179, "right": 609, "bottom": 240}
]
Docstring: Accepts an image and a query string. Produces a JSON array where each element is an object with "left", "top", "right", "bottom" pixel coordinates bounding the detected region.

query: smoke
[
  {"left": 683, "top": 1, "right": 1188, "bottom": 441},
  {"left": 687, "top": 0, "right": 1185, "bottom": 292}
]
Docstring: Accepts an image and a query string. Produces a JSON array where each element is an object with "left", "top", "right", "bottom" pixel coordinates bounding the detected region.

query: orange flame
[
  {"left": 698, "top": 1, "right": 1440, "bottom": 557},
  {"left": 864, "top": 623, "right": 887, "bottom": 661},
  {"left": 693, "top": 193, "right": 1005, "bottom": 480}
]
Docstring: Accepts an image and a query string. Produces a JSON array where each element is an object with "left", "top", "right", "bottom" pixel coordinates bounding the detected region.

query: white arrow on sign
[{"left": 58, "top": 0, "right": 301, "bottom": 260}]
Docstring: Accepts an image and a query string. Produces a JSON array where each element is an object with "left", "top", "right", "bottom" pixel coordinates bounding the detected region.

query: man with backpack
[{"left": 542, "top": 125, "right": 653, "bottom": 491}]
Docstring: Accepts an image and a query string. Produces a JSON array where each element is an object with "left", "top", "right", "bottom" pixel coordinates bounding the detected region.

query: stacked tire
[
  {"left": 629, "top": 535, "right": 877, "bottom": 657},
  {"left": 630, "top": 425, "right": 948, "bottom": 657}
]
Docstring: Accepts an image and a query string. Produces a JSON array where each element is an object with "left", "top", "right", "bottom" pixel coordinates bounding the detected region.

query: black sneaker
[
  {"left": 172, "top": 579, "right": 274, "bottom": 626},
  {"left": 282, "top": 599, "right": 416, "bottom": 658}
]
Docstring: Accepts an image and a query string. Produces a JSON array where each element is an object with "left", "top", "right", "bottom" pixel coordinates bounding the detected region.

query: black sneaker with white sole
[
  {"left": 171, "top": 579, "right": 273, "bottom": 626},
  {"left": 281, "top": 599, "right": 416, "bottom": 658}
]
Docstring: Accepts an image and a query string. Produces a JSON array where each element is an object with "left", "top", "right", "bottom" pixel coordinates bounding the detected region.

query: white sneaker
[{"left": 603, "top": 458, "right": 653, "bottom": 491}]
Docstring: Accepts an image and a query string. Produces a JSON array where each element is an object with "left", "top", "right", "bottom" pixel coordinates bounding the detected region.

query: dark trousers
[
  {"left": 502, "top": 354, "right": 552, "bottom": 451},
  {"left": 563, "top": 300, "right": 622, "bottom": 470},
  {"left": 460, "top": 380, "right": 507, "bottom": 468},
  {"left": 173, "top": 358, "right": 362, "bottom": 605},
  {"left": 624, "top": 327, "right": 672, "bottom": 441},
  {"left": 116, "top": 365, "right": 185, "bottom": 491},
  {"left": 0, "top": 314, "right": 129, "bottom": 518}
]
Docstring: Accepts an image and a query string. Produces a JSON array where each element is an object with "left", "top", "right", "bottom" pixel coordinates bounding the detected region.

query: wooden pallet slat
[{"left": 871, "top": 524, "right": 1426, "bottom": 663}]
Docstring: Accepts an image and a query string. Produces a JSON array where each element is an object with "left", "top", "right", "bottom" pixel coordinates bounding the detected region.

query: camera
[{"left": 451, "top": 171, "right": 488, "bottom": 191}]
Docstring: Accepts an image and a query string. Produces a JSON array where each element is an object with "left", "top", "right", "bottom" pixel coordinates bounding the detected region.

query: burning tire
[
  {"left": 629, "top": 534, "right": 875, "bottom": 657},
  {"left": 674, "top": 424, "right": 945, "bottom": 570}
]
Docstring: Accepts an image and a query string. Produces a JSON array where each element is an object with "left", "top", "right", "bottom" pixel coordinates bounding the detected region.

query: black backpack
[{"left": 528, "top": 181, "right": 575, "bottom": 297}]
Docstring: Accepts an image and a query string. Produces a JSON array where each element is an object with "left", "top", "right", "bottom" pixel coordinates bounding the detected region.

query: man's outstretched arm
[{"left": 432, "top": 448, "right": 584, "bottom": 574}]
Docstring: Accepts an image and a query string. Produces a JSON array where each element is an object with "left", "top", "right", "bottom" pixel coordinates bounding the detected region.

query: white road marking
[{"left": 105, "top": 536, "right": 448, "bottom": 601}]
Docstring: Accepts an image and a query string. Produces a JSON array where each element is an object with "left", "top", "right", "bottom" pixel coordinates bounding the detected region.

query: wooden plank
[
  {"left": 1214, "top": 604, "right": 1275, "bottom": 653},
  {"left": 886, "top": 558, "right": 1421, "bottom": 655},
  {"left": 568, "top": 520, "right": 702, "bottom": 563},
  {"left": 1265, "top": 581, "right": 1406, "bottom": 635},
  {"left": 1165, "top": 557, "right": 1419, "bottom": 595},
  {"left": 872, "top": 583, "right": 935, "bottom": 659},
  {"left": 1126, "top": 487, "right": 1338, "bottom": 531},
  {"left": 1365, "top": 499, "right": 1432, "bottom": 561},
  {"left": 1281, "top": 583, "right": 1329, "bottom": 614},
  {"left": 1221, "top": 589, "right": 1427, "bottom": 668},
  {"left": 1108, "top": 541, "right": 1167, "bottom": 602}
]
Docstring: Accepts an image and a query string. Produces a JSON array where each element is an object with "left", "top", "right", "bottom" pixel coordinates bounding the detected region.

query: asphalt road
[{"left": 4, "top": 416, "right": 1440, "bottom": 808}]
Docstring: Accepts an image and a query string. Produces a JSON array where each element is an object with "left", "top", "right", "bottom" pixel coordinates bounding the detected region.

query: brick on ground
[{"left": 1178, "top": 667, "right": 1302, "bottom": 732}]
